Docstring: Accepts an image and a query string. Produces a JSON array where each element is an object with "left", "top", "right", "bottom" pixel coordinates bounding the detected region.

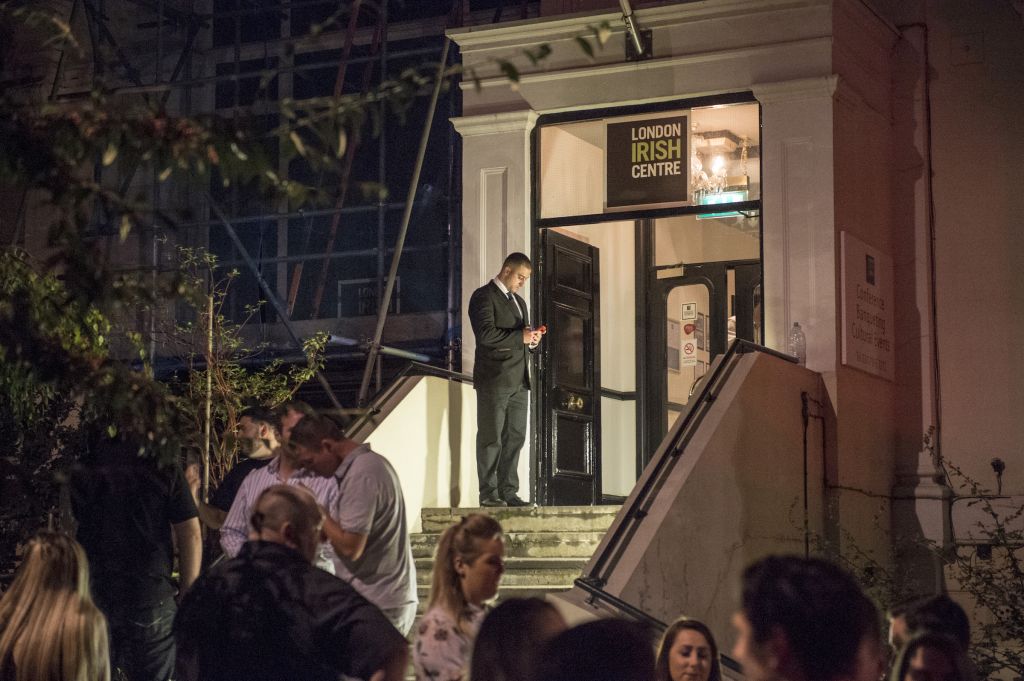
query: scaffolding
[{"left": 12, "top": 0, "right": 540, "bottom": 403}]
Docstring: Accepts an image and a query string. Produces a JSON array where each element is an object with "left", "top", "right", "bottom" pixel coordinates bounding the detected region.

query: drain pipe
[{"left": 618, "top": 0, "right": 645, "bottom": 56}]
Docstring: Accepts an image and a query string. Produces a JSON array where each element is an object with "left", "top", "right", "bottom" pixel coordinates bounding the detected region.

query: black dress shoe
[
  {"left": 503, "top": 495, "right": 532, "bottom": 507},
  {"left": 480, "top": 496, "right": 507, "bottom": 507}
]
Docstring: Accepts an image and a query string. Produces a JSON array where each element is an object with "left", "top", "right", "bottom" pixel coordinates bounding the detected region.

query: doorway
[
  {"left": 644, "top": 259, "right": 762, "bottom": 457},
  {"left": 529, "top": 96, "right": 764, "bottom": 504}
]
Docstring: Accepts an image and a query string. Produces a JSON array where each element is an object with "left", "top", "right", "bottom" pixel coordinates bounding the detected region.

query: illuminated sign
[{"left": 606, "top": 114, "right": 689, "bottom": 210}]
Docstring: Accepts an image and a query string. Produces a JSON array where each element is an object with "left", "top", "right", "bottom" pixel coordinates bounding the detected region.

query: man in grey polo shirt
[{"left": 289, "top": 414, "right": 418, "bottom": 635}]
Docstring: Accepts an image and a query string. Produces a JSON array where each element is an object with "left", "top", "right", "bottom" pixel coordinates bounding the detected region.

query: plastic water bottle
[{"left": 788, "top": 322, "right": 806, "bottom": 366}]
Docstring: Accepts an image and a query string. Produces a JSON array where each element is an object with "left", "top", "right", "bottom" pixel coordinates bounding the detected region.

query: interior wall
[
  {"left": 539, "top": 124, "right": 605, "bottom": 218},
  {"left": 655, "top": 214, "right": 761, "bottom": 265},
  {"left": 553, "top": 222, "right": 637, "bottom": 497}
]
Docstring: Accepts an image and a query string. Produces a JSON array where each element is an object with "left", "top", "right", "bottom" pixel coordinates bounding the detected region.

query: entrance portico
[{"left": 450, "top": 0, "right": 940, "bottom": 580}]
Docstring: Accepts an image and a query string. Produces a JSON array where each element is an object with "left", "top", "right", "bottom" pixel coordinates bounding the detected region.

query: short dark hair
[
  {"left": 470, "top": 598, "right": 565, "bottom": 681},
  {"left": 288, "top": 413, "right": 343, "bottom": 449},
  {"left": 501, "top": 252, "right": 531, "bottom": 271},
  {"left": 535, "top": 619, "right": 655, "bottom": 681},
  {"left": 890, "top": 594, "right": 970, "bottom": 650},
  {"left": 891, "top": 632, "right": 975, "bottom": 681},
  {"left": 277, "top": 399, "right": 315, "bottom": 418},
  {"left": 655, "top": 619, "right": 721, "bottom": 681},
  {"left": 239, "top": 406, "right": 281, "bottom": 433},
  {"left": 741, "top": 556, "right": 879, "bottom": 681}
]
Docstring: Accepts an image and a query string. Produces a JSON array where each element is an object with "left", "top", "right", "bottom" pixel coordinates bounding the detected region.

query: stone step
[
  {"left": 411, "top": 530, "right": 607, "bottom": 559},
  {"left": 415, "top": 583, "right": 573, "bottom": 613},
  {"left": 414, "top": 555, "right": 588, "bottom": 572},
  {"left": 420, "top": 505, "right": 621, "bottom": 534},
  {"left": 415, "top": 557, "right": 586, "bottom": 587}
]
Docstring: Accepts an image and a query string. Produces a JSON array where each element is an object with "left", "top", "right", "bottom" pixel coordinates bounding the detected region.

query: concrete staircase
[{"left": 412, "top": 505, "right": 621, "bottom": 612}]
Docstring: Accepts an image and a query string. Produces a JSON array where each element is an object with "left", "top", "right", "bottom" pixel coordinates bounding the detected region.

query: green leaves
[{"left": 575, "top": 36, "right": 595, "bottom": 59}]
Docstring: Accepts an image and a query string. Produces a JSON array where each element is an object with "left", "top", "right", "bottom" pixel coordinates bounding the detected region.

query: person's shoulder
[
  {"left": 470, "top": 281, "right": 497, "bottom": 300},
  {"left": 231, "top": 456, "right": 272, "bottom": 478},
  {"left": 418, "top": 605, "right": 455, "bottom": 631},
  {"left": 354, "top": 448, "right": 399, "bottom": 481}
]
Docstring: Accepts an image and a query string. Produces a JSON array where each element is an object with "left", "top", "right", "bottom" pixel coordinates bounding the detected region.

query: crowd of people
[{"left": 0, "top": 401, "right": 981, "bottom": 681}]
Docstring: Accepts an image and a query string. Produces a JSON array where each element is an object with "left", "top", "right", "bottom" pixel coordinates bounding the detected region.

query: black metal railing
[
  {"left": 571, "top": 340, "right": 795, "bottom": 676},
  {"left": 586, "top": 339, "right": 793, "bottom": 583},
  {"left": 342, "top": 361, "right": 474, "bottom": 438}
]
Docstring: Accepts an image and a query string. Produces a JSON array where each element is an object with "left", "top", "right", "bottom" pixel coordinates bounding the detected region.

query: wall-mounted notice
[
  {"left": 841, "top": 232, "right": 894, "bottom": 381},
  {"left": 606, "top": 114, "right": 689, "bottom": 210}
]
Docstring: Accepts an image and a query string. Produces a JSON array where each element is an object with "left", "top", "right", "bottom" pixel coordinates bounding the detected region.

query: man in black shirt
[
  {"left": 175, "top": 484, "right": 408, "bottom": 681},
  {"left": 197, "top": 405, "right": 281, "bottom": 530},
  {"left": 70, "top": 435, "right": 202, "bottom": 681}
]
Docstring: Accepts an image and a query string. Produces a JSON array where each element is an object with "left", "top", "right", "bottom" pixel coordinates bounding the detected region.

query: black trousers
[
  {"left": 475, "top": 384, "right": 528, "bottom": 500},
  {"left": 101, "top": 596, "right": 177, "bottom": 681}
]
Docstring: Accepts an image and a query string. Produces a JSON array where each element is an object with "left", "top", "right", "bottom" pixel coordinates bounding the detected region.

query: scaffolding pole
[
  {"left": 356, "top": 37, "right": 450, "bottom": 406},
  {"left": 205, "top": 193, "right": 345, "bottom": 412}
]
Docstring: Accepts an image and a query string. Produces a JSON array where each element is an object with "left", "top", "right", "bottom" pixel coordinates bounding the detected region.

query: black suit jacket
[{"left": 469, "top": 281, "right": 532, "bottom": 391}]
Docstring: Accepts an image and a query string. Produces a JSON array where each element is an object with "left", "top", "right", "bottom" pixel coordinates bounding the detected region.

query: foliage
[
  {"left": 939, "top": 460, "right": 1024, "bottom": 679},
  {"left": 0, "top": 249, "right": 101, "bottom": 583},
  {"left": 166, "top": 247, "right": 326, "bottom": 485},
  {"left": 0, "top": 2, "right": 609, "bottom": 572},
  {"left": 812, "top": 458, "right": 1023, "bottom": 679}
]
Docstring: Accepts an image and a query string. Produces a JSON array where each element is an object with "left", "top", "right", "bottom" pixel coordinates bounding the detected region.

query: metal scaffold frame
[{"left": 53, "top": 0, "right": 533, "bottom": 405}]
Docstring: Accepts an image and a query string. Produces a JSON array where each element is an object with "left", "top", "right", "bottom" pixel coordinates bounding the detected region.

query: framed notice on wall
[
  {"left": 606, "top": 113, "right": 690, "bottom": 211},
  {"left": 840, "top": 232, "right": 895, "bottom": 381}
]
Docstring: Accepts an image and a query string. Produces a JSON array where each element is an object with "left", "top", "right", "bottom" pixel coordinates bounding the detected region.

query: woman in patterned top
[{"left": 413, "top": 514, "right": 505, "bottom": 681}]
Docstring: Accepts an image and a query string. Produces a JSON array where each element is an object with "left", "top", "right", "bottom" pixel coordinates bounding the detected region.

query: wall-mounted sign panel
[
  {"left": 606, "top": 114, "right": 689, "bottom": 211},
  {"left": 841, "top": 231, "right": 895, "bottom": 381}
]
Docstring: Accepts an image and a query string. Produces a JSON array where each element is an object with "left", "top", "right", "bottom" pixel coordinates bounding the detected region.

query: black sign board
[{"left": 606, "top": 115, "right": 689, "bottom": 210}]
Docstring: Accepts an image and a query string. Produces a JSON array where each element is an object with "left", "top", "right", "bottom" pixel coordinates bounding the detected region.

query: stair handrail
[
  {"left": 574, "top": 575, "right": 745, "bottom": 674},
  {"left": 572, "top": 340, "right": 794, "bottom": 677},
  {"left": 342, "top": 360, "right": 473, "bottom": 438},
  {"left": 585, "top": 340, "right": 796, "bottom": 584}
]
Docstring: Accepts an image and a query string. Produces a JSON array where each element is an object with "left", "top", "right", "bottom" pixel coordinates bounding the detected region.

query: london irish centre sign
[{"left": 606, "top": 114, "right": 689, "bottom": 210}]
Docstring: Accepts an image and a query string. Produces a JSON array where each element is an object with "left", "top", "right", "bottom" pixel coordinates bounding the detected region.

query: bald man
[{"left": 175, "top": 485, "right": 407, "bottom": 681}]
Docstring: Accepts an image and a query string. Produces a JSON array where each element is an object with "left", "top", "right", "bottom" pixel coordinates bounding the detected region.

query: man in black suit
[{"left": 468, "top": 252, "right": 542, "bottom": 507}]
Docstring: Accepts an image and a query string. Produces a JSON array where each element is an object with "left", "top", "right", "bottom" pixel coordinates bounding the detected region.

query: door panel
[
  {"left": 641, "top": 259, "right": 760, "bottom": 463},
  {"left": 733, "top": 263, "right": 762, "bottom": 344},
  {"left": 538, "top": 230, "right": 601, "bottom": 506}
]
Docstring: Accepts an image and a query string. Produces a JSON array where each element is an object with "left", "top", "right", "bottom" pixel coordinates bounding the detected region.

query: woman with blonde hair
[
  {"left": 414, "top": 514, "right": 504, "bottom": 681},
  {"left": 0, "top": 531, "right": 110, "bottom": 681}
]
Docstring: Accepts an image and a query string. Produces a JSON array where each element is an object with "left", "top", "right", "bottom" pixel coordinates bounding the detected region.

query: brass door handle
[{"left": 562, "top": 394, "right": 584, "bottom": 411}]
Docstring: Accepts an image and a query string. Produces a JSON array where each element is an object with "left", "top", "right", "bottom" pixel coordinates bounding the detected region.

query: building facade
[{"left": 450, "top": 0, "right": 1024, "bottom": 596}]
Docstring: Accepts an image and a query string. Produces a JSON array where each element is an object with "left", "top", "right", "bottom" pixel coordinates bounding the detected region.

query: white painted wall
[
  {"left": 920, "top": 0, "right": 1024, "bottom": 495},
  {"left": 359, "top": 376, "right": 480, "bottom": 531},
  {"left": 557, "top": 351, "right": 830, "bottom": 652}
]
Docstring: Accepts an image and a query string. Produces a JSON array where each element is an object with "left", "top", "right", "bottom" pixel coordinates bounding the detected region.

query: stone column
[
  {"left": 452, "top": 109, "right": 539, "bottom": 501},
  {"left": 451, "top": 110, "right": 539, "bottom": 374},
  {"left": 752, "top": 76, "right": 839, "bottom": 383}
]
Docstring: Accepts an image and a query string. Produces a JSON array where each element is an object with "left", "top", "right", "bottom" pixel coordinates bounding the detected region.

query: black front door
[{"left": 536, "top": 230, "right": 601, "bottom": 506}]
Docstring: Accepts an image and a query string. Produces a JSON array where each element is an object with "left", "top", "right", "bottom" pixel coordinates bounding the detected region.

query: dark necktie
[{"left": 507, "top": 292, "right": 522, "bottom": 319}]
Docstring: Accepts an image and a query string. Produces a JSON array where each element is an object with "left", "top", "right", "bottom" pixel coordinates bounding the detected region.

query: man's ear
[
  {"left": 765, "top": 626, "right": 793, "bottom": 679},
  {"left": 279, "top": 521, "right": 298, "bottom": 548}
]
